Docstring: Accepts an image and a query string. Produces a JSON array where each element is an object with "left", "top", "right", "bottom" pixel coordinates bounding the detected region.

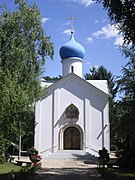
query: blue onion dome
[{"left": 59, "top": 31, "right": 85, "bottom": 60}]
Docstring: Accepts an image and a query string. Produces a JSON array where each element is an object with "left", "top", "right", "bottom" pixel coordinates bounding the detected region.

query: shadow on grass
[
  {"left": 98, "top": 168, "right": 135, "bottom": 180},
  {"left": 27, "top": 168, "right": 103, "bottom": 180}
]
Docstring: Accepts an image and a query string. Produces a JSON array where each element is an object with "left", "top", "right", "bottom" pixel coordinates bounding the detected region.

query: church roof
[
  {"left": 86, "top": 80, "right": 109, "bottom": 95},
  {"left": 59, "top": 31, "right": 85, "bottom": 60},
  {"left": 41, "top": 73, "right": 110, "bottom": 96}
]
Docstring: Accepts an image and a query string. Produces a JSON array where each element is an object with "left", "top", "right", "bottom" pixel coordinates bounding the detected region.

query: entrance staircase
[{"left": 42, "top": 150, "right": 98, "bottom": 168}]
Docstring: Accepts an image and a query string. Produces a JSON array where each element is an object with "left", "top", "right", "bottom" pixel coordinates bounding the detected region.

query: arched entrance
[{"left": 64, "top": 126, "right": 81, "bottom": 150}]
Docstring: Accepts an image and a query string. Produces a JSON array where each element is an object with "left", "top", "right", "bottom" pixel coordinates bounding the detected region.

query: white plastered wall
[
  {"left": 34, "top": 75, "right": 110, "bottom": 157},
  {"left": 62, "top": 58, "right": 83, "bottom": 78}
]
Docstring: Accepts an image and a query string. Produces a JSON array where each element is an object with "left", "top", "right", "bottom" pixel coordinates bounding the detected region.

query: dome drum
[{"left": 59, "top": 31, "right": 85, "bottom": 78}]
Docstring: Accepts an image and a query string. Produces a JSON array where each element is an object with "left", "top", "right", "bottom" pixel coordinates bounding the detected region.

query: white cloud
[
  {"left": 78, "top": 0, "right": 95, "bottom": 6},
  {"left": 42, "top": 17, "right": 50, "bottom": 24},
  {"left": 92, "top": 24, "right": 119, "bottom": 39},
  {"left": 86, "top": 37, "right": 93, "bottom": 43},
  {"left": 63, "top": 0, "right": 95, "bottom": 7},
  {"left": 114, "top": 36, "right": 124, "bottom": 46},
  {"left": 91, "top": 24, "right": 124, "bottom": 46},
  {"left": 63, "top": 29, "right": 72, "bottom": 36}
]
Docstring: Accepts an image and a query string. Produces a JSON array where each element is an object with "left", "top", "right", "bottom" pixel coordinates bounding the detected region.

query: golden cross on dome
[{"left": 67, "top": 15, "right": 78, "bottom": 33}]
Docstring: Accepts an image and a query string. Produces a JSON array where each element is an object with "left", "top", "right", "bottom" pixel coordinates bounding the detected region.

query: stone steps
[
  {"left": 41, "top": 150, "right": 98, "bottom": 168},
  {"left": 45, "top": 150, "right": 86, "bottom": 159}
]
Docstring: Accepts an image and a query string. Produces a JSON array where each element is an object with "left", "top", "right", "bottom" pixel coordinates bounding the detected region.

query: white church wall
[
  {"left": 53, "top": 78, "right": 85, "bottom": 152},
  {"left": 103, "top": 101, "right": 110, "bottom": 152},
  {"left": 62, "top": 58, "right": 83, "bottom": 77},
  {"left": 53, "top": 88, "right": 61, "bottom": 153},
  {"left": 84, "top": 97, "right": 91, "bottom": 151},
  {"left": 36, "top": 94, "right": 53, "bottom": 157},
  {"left": 35, "top": 101, "right": 41, "bottom": 151},
  {"left": 90, "top": 106, "right": 102, "bottom": 153},
  {"left": 35, "top": 74, "right": 110, "bottom": 157},
  {"left": 89, "top": 88, "right": 109, "bottom": 155}
]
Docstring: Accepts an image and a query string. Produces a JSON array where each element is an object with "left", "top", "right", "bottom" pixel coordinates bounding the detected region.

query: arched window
[
  {"left": 71, "top": 66, "right": 74, "bottom": 73},
  {"left": 65, "top": 104, "right": 79, "bottom": 119}
]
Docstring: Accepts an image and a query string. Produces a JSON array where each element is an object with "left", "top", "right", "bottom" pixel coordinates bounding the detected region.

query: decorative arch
[
  {"left": 65, "top": 104, "right": 79, "bottom": 119},
  {"left": 59, "top": 124, "right": 83, "bottom": 150}
]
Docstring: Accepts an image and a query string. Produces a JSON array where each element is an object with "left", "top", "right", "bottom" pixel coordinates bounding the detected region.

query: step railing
[
  {"left": 85, "top": 143, "right": 99, "bottom": 154},
  {"left": 40, "top": 144, "right": 58, "bottom": 154}
]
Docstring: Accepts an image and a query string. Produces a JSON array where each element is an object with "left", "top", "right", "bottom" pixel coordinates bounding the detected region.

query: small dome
[{"left": 59, "top": 32, "right": 85, "bottom": 60}]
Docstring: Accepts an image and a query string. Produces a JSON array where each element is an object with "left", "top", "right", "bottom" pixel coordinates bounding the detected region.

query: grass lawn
[
  {"left": 0, "top": 162, "right": 23, "bottom": 174},
  {"left": 0, "top": 162, "right": 33, "bottom": 180}
]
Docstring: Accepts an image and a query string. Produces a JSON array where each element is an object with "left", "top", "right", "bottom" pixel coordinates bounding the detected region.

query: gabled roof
[{"left": 41, "top": 73, "right": 110, "bottom": 96}]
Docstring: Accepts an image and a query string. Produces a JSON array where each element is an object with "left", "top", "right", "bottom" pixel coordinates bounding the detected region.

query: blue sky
[{"left": 1, "top": 0, "right": 127, "bottom": 78}]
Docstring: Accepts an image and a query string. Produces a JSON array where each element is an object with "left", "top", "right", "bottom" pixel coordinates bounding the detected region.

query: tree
[
  {"left": 96, "top": 0, "right": 135, "bottom": 168},
  {"left": 0, "top": 0, "right": 54, "bottom": 162},
  {"left": 115, "top": 49, "right": 135, "bottom": 169},
  {"left": 84, "top": 65, "right": 117, "bottom": 98},
  {"left": 43, "top": 75, "right": 62, "bottom": 81},
  {"left": 96, "top": 0, "right": 135, "bottom": 46},
  {"left": 84, "top": 65, "right": 118, "bottom": 149}
]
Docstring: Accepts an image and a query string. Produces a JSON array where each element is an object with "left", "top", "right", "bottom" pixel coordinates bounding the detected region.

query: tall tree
[
  {"left": 84, "top": 65, "right": 117, "bottom": 149},
  {"left": 84, "top": 65, "right": 116, "bottom": 98},
  {"left": 96, "top": 0, "right": 135, "bottom": 168},
  {"left": 115, "top": 48, "right": 135, "bottom": 169},
  {"left": 0, "top": 0, "right": 54, "bottom": 162},
  {"left": 96, "top": 0, "right": 135, "bottom": 46}
]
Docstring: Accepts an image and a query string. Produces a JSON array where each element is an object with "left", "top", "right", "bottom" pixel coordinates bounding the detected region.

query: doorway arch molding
[{"left": 59, "top": 124, "right": 83, "bottom": 150}]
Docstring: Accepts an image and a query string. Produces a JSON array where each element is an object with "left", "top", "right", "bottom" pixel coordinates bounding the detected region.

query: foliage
[
  {"left": 0, "top": 138, "right": 7, "bottom": 163},
  {"left": 0, "top": 0, "right": 54, "bottom": 161},
  {"left": 115, "top": 53, "right": 135, "bottom": 169},
  {"left": 29, "top": 147, "right": 41, "bottom": 171},
  {"left": 84, "top": 65, "right": 117, "bottom": 98},
  {"left": 43, "top": 75, "right": 62, "bottom": 81},
  {"left": 95, "top": 0, "right": 135, "bottom": 168},
  {"left": 119, "top": 47, "right": 135, "bottom": 98},
  {"left": 96, "top": 0, "right": 135, "bottom": 47},
  {"left": 29, "top": 147, "right": 39, "bottom": 155}
]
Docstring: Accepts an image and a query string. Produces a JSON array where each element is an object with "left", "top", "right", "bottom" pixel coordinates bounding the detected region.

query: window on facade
[
  {"left": 65, "top": 104, "right": 79, "bottom": 119},
  {"left": 71, "top": 66, "right": 74, "bottom": 73}
]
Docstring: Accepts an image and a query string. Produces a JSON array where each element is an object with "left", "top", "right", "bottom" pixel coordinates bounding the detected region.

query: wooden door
[{"left": 64, "top": 127, "right": 80, "bottom": 150}]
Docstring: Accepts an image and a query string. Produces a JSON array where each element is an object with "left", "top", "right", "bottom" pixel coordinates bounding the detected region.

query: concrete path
[{"left": 27, "top": 168, "right": 104, "bottom": 180}]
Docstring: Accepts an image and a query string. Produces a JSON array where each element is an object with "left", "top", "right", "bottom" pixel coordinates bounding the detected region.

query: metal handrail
[
  {"left": 40, "top": 145, "right": 57, "bottom": 154},
  {"left": 85, "top": 143, "right": 99, "bottom": 153}
]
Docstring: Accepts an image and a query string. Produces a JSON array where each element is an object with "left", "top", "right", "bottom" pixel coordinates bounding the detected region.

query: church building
[{"left": 35, "top": 31, "right": 110, "bottom": 158}]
